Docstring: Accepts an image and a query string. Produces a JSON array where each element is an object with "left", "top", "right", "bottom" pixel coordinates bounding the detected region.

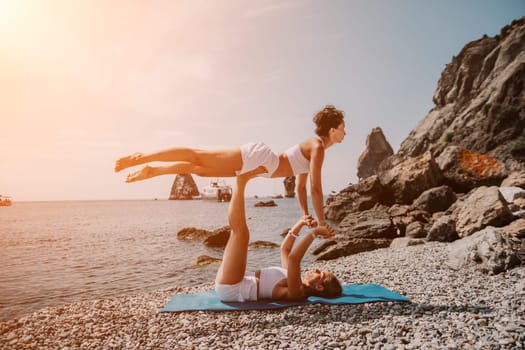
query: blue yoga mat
[{"left": 161, "top": 284, "right": 409, "bottom": 312}]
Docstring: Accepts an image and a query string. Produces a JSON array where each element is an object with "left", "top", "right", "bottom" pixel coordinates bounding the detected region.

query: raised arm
[
  {"left": 284, "top": 225, "right": 335, "bottom": 300},
  {"left": 309, "top": 143, "right": 326, "bottom": 226},
  {"left": 280, "top": 218, "right": 307, "bottom": 269},
  {"left": 295, "top": 173, "right": 309, "bottom": 218}
]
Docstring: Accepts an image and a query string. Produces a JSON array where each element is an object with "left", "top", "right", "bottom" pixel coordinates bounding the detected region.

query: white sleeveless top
[
  {"left": 285, "top": 144, "right": 310, "bottom": 175},
  {"left": 259, "top": 267, "right": 287, "bottom": 299}
]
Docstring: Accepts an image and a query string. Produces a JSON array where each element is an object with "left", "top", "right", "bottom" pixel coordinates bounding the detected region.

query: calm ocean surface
[{"left": 0, "top": 198, "right": 313, "bottom": 321}]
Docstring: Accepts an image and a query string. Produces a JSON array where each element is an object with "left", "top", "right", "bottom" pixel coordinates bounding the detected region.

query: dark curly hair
[
  {"left": 304, "top": 273, "right": 343, "bottom": 298},
  {"left": 313, "top": 105, "right": 345, "bottom": 137}
]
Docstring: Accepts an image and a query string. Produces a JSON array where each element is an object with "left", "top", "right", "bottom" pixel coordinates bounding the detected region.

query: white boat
[{"left": 200, "top": 180, "right": 232, "bottom": 202}]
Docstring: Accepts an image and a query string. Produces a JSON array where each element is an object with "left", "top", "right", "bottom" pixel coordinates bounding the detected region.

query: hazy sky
[{"left": 1, "top": 1, "right": 524, "bottom": 201}]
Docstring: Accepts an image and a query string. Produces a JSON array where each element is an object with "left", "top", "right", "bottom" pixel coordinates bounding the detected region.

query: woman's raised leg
[
  {"left": 215, "top": 173, "right": 253, "bottom": 285},
  {"left": 125, "top": 162, "right": 240, "bottom": 183},
  {"left": 115, "top": 147, "right": 243, "bottom": 174}
]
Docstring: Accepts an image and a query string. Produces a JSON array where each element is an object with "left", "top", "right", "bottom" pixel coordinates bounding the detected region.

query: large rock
[
  {"left": 314, "top": 206, "right": 397, "bottom": 260},
  {"left": 388, "top": 204, "right": 431, "bottom": 236},
  {"left": 314, "top": 238, "right": 392, "bottom": 261},
  {"left": 502, "top": 218, "right": 525, "bottom": 238},
  {"left": 169, "top": 174, "right": 200, "bottom": 200},
  {"left": 412, "top": 185, "right": 457, "bottom": 214},
  {"left": 325, "top": 175, "right": 391, "bottom": 222},
  {"left": 427, "top": 215, "right": 459, "bottom": 242},
  {"left": 435, "top": 146, "right": 508, "bottom": 192},
  {"left": 203, "top": 226, "right": 231, "bottom": 248},
  {"left": 405, "top": 221, "right": 427, "bottom": 238},
  {"left": 177, "top": 227, "right": 213, "bottom": 241},
  {"left": 453, "top": 186, "right": 514, "bottom": 238},
  {"left": 338, "top": 206, "right": 397, "bottom": 239},
  {"left": 447, "top": 227, "right": 520, "bottom": 274},
  {"left": 501, "top": 171, "right": 525, "bottom": 188},
  {"left": 177, "top": 226, "right": 231, "bottom": 248},
  {"left": 378, "top": 151, "right": 444, "bottom": 205},
  {"left": 498, "top": 186, "right": 525, "bottom": 203},
  {"left": 357, "top": 127, "right": 394, "bottom": 180}
]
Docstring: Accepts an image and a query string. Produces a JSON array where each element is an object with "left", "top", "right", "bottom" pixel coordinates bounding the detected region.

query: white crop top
[
  {"left": 285, "top": 144, "right": 310, "bottom": 175},
  {"left": 259, "top": 266, "right": 287, "bottom": 299}
]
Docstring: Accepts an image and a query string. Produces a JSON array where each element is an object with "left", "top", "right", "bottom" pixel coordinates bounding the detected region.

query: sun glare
[
  {"left": 0, "top": 0, "right": 25, "bottom": 42},
  {"left": 0, "top": 0, "right": 22, "bottom": 24}
]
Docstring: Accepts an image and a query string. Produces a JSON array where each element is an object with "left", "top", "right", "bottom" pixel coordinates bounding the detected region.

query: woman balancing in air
[
  {"left": 115, "top": 105, "right": 346, "bottom": 228},
  {"left": 216, "top": 172, "right": 342, "bottom": 302}
]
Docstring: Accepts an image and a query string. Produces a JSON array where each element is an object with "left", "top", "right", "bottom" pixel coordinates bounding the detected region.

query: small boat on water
[
  {"left": 0, "top": 195, "right": 12, "bottom": 207},
  {"left": 200, "top": 180, "right": 232, "bottom": 202}
]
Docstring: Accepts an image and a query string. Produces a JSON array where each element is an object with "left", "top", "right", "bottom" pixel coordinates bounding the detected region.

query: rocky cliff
[
  {"left": 398, "top": 17, "right": 525, "bottom": 170},
  {"left": 169, "top": 174, "right": 200, "bottom": 200},
  {"left": 319, "top": 17, "right": 525, "bottom": 272}
]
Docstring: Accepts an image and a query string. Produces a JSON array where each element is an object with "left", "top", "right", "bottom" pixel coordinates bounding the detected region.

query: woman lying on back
[{"left": 214, "top": 172, "right": 342, "bottom": 302}]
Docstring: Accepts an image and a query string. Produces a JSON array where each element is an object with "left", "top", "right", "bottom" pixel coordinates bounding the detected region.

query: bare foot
[
  {"left": 126, "top": 165, "right": 154, "bottom": 183},
  {"left": 115, "top": 153, "right": 144, "bottom": 172}
]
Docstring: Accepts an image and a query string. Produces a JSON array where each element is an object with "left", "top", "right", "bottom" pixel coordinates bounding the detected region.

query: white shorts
[
  {"left": 236, "top": 142, "right": 279, "bottom": 178},
  {"left": 215, "top": 272, "right": 258, "bottom": 302}
]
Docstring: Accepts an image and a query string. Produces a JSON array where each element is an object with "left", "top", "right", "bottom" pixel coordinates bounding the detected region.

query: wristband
[{"left": 288, "top": 230, "right": 299, "bottom": 238}]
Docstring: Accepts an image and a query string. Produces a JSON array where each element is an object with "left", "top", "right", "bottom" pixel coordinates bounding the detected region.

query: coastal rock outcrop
[
  {"left": 193, "top": 255, "right": 222, "bottom": 266},
  {"left": 377, "top": 151, "right": 444, "bottom": 205},
  {"left": 357, "top": 127, "right": 394, "bottom": 180},
  {"left": 447, "top": 227, "right": 520, "bottom": 274},
  {"left": 397, "top": 18, "right": 525, "bottom": 171},
  {"left": 325, "top": 175, "right": 391, "bottom": 222},
  {"left": 452, "top": 186, "right": 514, "bottom": 238},
  {"left": 427, "top": 215, "right": 458, "bottom": 242},
  {"left": 314, "top": 238, "right": 392, "bottom": 261},
  {"left": 203, "top": 227, "right": 231, "bottom": 248},
  {"left": 435, "top": 146, "right": 508, "bottom": 192},
  {"left": 254, "top": 200, "right": 277, "bottom": 207},
  {"left": 314, "top": 206, "right": 398, "bottom": 261},
  {"left": 501, "top": 171, "right": 525, "bottom": 187},
  {"left": 169, "top": 175, "right": 200, "bottom": 200},
  {"left": 317, "top": 18, "right": 525, "bottom": 272},
  {"left": 411, "top": 185, "right": 456, "bottom": 214},
  {"left": 177, "top": 226, "right": 231, "bottom": 248}
]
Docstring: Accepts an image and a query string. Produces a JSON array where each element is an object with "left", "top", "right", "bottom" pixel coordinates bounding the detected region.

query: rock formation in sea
[
  {"left": 284, "top": 176, "right": 295, "bottom": 198},
  {"left": 254, "top": 200, "right": 278, "bottom": 207},
  {"left": 169, "top": 174, "right": 200, "bottom": 200},
  {"left": 319, "top": 17, "right": 525, "bottom": 273}
]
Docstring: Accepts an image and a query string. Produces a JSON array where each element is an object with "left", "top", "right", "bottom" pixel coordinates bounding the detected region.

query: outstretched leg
[
  {"left": 125, "top": 162, "right": 240, "bottom": 182},
  {"left": 115, "top": 147, "right": 243, "bottom": 174},
  {"left": 215, "top": 173, "right": 254, "bottom": 285}
]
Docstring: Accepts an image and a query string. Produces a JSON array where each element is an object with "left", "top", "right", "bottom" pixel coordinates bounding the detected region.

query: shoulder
[
  {"left": 274, "top": 282, "right": 305, "bottom": 301},
  {"left": 299, "top": 138, "right": 324, "bottom": 152}
]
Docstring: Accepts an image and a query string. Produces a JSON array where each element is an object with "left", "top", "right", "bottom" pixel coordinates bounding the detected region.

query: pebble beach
[{"left": 1, "top": 242, "right": 524, "bottom": 349}]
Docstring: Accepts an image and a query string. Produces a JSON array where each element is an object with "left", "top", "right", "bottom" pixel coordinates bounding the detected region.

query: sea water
[{"left": 0, "top": 198, "right": 311, "bottom": 321}]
